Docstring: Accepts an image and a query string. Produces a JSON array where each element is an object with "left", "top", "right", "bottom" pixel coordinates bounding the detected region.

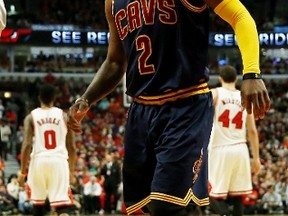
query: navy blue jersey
[{"left": 113, "top": 0, "right": 210, "bottom": 97}]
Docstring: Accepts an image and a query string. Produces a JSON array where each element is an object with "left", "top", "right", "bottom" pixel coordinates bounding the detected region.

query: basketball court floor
[{"left": 78, "top": 212, "right": 287, "bottom": 216}]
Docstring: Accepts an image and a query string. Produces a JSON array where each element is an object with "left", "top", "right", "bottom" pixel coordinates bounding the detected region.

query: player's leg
[
  {"left": 48, "top": 158, "right": 73, "bottom": 215},
  {"left": 28, "top": 158, "right": 49, "bottom": 216},
  {"left": 208, "top": 145, "right": 236, "bottom": 216},
  {"left": 55, "top": 206, "right": 71, "bottom": 216},
  {"left": 123, "top": 102, "right": 157, "bottom": 215},
  {"left": 148, "top": 200, "right": 188, "bottom": 216},
  {"left": 149, "top": 93, "right": 213, "bottom": 216},
  {"left": 229, "top": 145, "right": 252, "bottom": 216},
  {"left": 149, "top": 201, "right": 202, "bottom": 216},
  {"left": 33, "top": 205, "right": 46, "bottom": 216},
  {"left": 186, "top": 202, "right": 203, "bottom": 215},
  {"left": 209, "top": 197, "right": 230, "bottom": 215},
  {"left": 230, "top": 196, "right": 243, "bottom": 216}
]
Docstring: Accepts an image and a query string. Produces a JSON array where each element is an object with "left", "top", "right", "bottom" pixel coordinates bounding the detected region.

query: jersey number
[
  {"left": 44, "top": 130, "right": 56, "bottom": 149},
  {"left": 218, "top": 110, "right": 243, "bottom": 129},
  {"left": 136, "top": 35, "right": 155, "bottom": 75}
]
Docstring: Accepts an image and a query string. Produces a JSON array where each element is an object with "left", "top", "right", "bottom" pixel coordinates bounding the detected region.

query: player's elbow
[
  {"left": 248, "top": 128, "right": 258, "bottom": 137},
  {"left": 214, "top": 0, "right": 255, "bottom": 29}
]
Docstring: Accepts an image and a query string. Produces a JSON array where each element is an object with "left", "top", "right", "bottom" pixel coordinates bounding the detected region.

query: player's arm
[
  {"left": 246, "top": 113, "right": 261, "bottom": 175},
  {"left": 206, "top": 0, "right": 259, "bottom": 73},
  {"left": 66, "top": 128, "right": 76, "bottom": 182},
  {"left": 205, "top": 0, "right": 270, "bottom": 120},
  {"left": 64, "top": 112, "right": 77, "bottom": 181},
  {"left": 18, "top": 114, "right": 33, "bottom": 186},
  {"left": 81, "top": 0, "right": 127, "bottom": 104},
  {"left": 210, "top": 88, "right": 218, "bottom": 107},
  {"left": 67, "top": 0, "right": 127, "bottom": 133},
  {"left": 0, "top": 0, "right": 6, "bottom": 36}
]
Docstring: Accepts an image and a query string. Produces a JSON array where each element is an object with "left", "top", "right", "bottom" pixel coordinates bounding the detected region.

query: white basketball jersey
[
  {"left": 31, "top": 107, "right": 68, "bottom": 158},
  {"left": 209, "top": 87, "right": 247, "bottom": 147}
]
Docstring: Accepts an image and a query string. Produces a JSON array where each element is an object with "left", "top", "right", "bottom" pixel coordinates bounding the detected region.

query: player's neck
[
  {"left": 40, "top": 103, "right": 53, "bottom": 109},
  {"left": 222, "top": 83, "right": 236, "bottom": 91}
]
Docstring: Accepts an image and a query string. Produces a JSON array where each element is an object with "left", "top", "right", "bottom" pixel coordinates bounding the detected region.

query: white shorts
[
  {"left": 208, "top": 143, "right": 252, "bottom": 198},
  {"left": 27, "top": 156, "right": 72, "bottom": 207}
]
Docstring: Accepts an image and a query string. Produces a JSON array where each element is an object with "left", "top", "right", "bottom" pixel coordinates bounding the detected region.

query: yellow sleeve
[{"left": 214, "top": 0, "right": 260, "bottom": 74}]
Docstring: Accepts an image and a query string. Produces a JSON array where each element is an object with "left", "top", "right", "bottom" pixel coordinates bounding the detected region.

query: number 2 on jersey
[
  {"left": 218, "top": 109, "right": 243, "bottom": 129},
  {"left": 136, "top": 35, "right": 155, "bottom": 75},
  {"left": 44, "top": 130, "right": 56, "bottom": 149}
]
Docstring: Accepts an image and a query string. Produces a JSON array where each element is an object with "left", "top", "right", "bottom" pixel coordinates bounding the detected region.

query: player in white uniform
[
  {"left": 208, "top": 65, "right": 261, "bottom": 216},
  {"left": 0, "top": 0, "right": 6, "bottom": 36},
  {"left": 18, "top": 84, "right": 76, "bottom": 216}
]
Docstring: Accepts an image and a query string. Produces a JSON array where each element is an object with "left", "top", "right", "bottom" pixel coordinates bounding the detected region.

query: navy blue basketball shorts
[{"left": 123, "top": 92, "right": 214, "bottom": 215}]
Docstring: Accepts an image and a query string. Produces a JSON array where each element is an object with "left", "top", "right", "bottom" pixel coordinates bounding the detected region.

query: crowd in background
[
  {"left": 1, "top": 51, "right": 288, "bottom": 77},
  {"left": 5, "top": 0, "right": 288, "bottom": 31},
  {"left": 0, "top": 74, "right": 287, "bottom": 215}
]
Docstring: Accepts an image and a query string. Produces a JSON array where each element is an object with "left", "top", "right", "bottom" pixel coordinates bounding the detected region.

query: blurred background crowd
[{"left": 0, "top": 0, "right": 287, "bottom": 215}]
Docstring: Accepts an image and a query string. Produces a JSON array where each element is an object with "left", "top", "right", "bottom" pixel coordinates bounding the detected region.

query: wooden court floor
[
  {"left": 77, "top": 214, "right": 287, "bottom": 216},
  {"left": 71, "top": 213, "right": 284, "bottom": 215},
  {"left": 11, "top": 214, "right": 287, "bottom": 216}
]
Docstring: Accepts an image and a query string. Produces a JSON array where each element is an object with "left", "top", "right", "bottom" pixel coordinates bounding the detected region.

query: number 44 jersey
[
  {"left": 31, "top": 107, "right": 68, "bottom": 159},
  {"left": 209, "top": 87, "right": 248, "bottom": 147}
]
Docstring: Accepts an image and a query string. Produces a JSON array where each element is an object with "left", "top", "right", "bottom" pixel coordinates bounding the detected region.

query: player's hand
[
  {"left": 17, "top": 171, "right": 26, "bottom": 187},
  {"left": 67, "top": 99, "right": 90, "bottom": 134},
  {"left": 241, "top": 79, "right": 270, "bottom": 120},
  {"left": 251, "top": 158, "right": 261, "bottom": 176}
]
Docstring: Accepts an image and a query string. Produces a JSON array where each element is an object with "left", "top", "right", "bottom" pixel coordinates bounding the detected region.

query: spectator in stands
[
  {"left": 0, "top": 118, "right": 12, "bottom": 160},
  {"left": 275, "top": 176, "right": 288, "bottom": 213},
  {"left": 0, "top": 185, "right": 17, "bottom": 215},
  {"left": 18, "top": 185, "right": 33, "bottom": 215},
  {"left": 259, "top": 184, "right": 284, "bottom": 214},
  {"left": 6, "top": 174, "right": 19, "bottom": 208},
  {"left": 0, "top": 99, "right": 4, "bottom": 119},
  {"left": 101, "top": 151, "right": 121, "bottom": 214},
  {"left": 70, "top": 174, "right": 82, "bottom": 214},
  {"left": 0, "top": 170, "right": 4, "bottom": 184},
  {"left": 15, "top": 125, "right": 24, "bottom": 165},
  {"left": 83, "top": 175, "right": 102, "bottom": 215},
  {"left": 282, "top": 135, "right": 288, "bottom": 148},
  {"left": 0, "top": 157, "right": 4, "bottom": 171}
]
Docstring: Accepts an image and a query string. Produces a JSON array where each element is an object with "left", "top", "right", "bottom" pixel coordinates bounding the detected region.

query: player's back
[
  {"left": 210, "top": 87, "right": 247, "bottom": 147},
  {"left": 113, "top": 0, "right": 210, "bottom": 97},
  {"left": 31, "top": 107, "right": 68, "bottom": 158}
]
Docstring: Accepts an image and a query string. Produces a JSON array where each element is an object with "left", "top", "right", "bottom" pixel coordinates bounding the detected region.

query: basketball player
[
  {"left": 18, "top": 84, "right": 76, "bottom": 216},
  {"left": 67, "top": 0, "right": 270, "bottom": 215},
  {"left": 208, "top": 65, "right": 261, "bottom": 216},
  {"left": 0, "top": 0, "right": 6, "bottom": 36}
]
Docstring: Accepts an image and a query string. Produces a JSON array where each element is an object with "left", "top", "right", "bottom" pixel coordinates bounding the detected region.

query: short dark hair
[
  {"left": 219, "top": 65, "right": 237, "bottom": 83},
  {"left": 39, "top": 84, "right": 56, "bottom": 105}
]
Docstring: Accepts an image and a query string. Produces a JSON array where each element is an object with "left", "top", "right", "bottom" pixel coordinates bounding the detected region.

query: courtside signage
[
  {"left": 0, "top": 29, "right": 110, "bottom": 46},
  {"left": 209, "top": 32, "right": 288, "bottom": 47},
  {"left": 1, "top": 29, "right": 288, "bottom": 47}
]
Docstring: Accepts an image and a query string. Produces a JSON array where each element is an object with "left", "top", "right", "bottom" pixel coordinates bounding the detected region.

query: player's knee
[{"left": 149, "top": 200, "right": 188, "bottom": 216}]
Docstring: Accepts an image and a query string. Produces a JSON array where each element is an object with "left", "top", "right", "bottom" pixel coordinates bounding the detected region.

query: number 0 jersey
[
  {"left": 209, "top": 87, "right": 247, "bottom": 147},
  {"left": 113, "top": 0, "right": 210, "bottom": 97},
  {"left": 31, "top": 107, "right": 68, "bottom": 159}
]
